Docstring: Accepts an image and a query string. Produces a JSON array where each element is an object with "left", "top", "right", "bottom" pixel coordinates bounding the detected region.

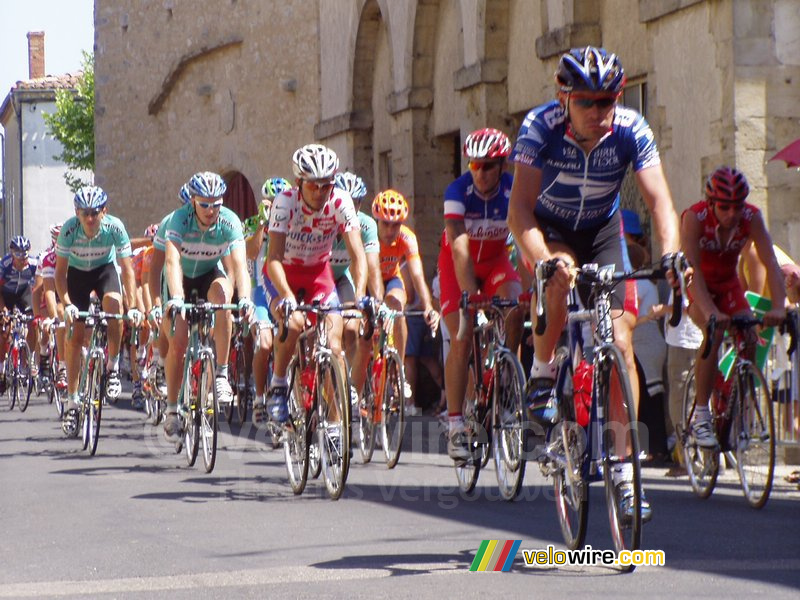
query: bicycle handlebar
[{"left": 456, "top": 291, "right": 519, "bottom": 341}]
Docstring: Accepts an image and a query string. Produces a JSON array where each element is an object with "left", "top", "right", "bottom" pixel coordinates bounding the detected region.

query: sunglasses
[
  {"left": 11, "top": 251, "right": 28, "bottom": 259},
  {"left": 468, "top": 161, "right": 501, "bottom": 172},
  {"left": 196, "top": 199, "right": 223, "bottom": 209},
  {"left": 80, "top": 208, "right": 102, "bottom": 218},
  {"left": 572, "top": 95, "right": 617, "bottom": 109},
  {"left": 304, "top": 179, "right": 335, "bottom": 192},
  {"left": 714, "top": 201, "right": 744, "bottom": 213}
]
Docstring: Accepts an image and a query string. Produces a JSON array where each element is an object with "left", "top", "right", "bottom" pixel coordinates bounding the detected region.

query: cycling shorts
[
  {"left": 252, "top": 285, "right": 273, "bottom": 325},
  {"left": 536, "top": 210, "right": 637, "bottom": 316},
  {"left": 263, "top": 262, "right": 338, "bottom": 314},
  {"left": 384, "top": 275, "right": 405, "bottom": 296},
  {"left": 67, "top": 263, "right": 121, "bottom": 311},
  {"left": 183, "top": 266, "right": 226, "bottom": 303},
  {"left": 437, "top": 246, "right": 521, "bottom": 317},
  {"left": 335, "top": 274, "right": 356, "bottom": 304},
  {"left": 688, "top": 277, "right": 750, "bottom": 316}
]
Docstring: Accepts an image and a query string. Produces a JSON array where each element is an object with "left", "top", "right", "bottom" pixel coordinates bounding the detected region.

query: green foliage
[{"left": 42, "top": 51, "right": 94, "bottom": 192}]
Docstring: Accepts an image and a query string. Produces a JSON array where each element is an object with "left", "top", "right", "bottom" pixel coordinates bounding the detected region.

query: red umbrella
[{"left": 770, "top": 138, "right": 800, "bottom": 168}]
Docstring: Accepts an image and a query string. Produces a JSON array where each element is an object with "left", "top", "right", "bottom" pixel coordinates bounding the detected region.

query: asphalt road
[{"left": 1, "top": 389, "right": 799, "bottom": 599}]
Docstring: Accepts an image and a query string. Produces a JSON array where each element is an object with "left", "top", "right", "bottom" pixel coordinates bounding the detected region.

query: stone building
[
  {"left": 0, "top": 32, "right": 82, "bottom": 251},
  {"left": 95, "top": 0, "right": 800, "bottom": 273}
]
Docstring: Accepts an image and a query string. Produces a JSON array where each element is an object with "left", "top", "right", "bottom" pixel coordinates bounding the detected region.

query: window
[{"left": 379, "top": 151, "right": 392, "bottom": 190}]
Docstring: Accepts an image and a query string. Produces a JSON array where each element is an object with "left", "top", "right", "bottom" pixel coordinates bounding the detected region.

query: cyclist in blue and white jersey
[
  {"left": 508, "top": 46, "right": 680, "bottom": 522},
  {"left": 330, "top": 171, "right": 383, "bottom": 410},
  {"left": 55, "top": 186, "right": 141, "bottom": 436},
  {"left": 0, "top": 236, "right": 39, "bottom": 392},
  {"left": 162, "top": 171, "right": 253, "bottom": 442},
  {"left": 246, "top": 176, "right": 290, "bottom": 426}
]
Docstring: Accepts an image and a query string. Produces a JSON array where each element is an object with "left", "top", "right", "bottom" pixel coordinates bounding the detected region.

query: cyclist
[
  {"left": 507, "top": 46, "right": 681, "bottom": 522},
  {"left": 162, "top": 172, "right": 253, "bottom": 442},
  {"left": 372, "top": 189, "right": 439, "bottom": 401},
  {"left": 247, "top": 176, "right": 290, "bottom": 426},
  {"left": 330, "top": 171, "right": 383, "bottom": 410},
  {"left": 55, "top": 186, "right": 141, "bottom": 435},
  {"left": 128, "top": 224, "right": 158, "bottom": 409},
  {"left": 36, "top": 224, "right": 68, "bottom": 391},
  {"left": 264, "top": 143, "right": 367, "bottom": 426},
  {"left": 681, "top": 166, "right": 786, "bottom": 448},
  {"left": 439, "top": 128, "right": 523, "bottom": 461},
  {"left": 0, "top": 236, "right": 39, "bottom": 392}
]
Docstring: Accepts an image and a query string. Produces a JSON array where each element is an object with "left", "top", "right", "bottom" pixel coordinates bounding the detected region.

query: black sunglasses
[
  {"left": 80, "top": 208, "right": 102, "bottom": 218},
  {"left": 572, "top": 96, "right": 617, "bottom": 109}
]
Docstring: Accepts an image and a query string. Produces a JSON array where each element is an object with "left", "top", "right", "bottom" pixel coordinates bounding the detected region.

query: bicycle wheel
[
  {"left": 598, "top": 345, "right": 642, "bottom": 568},
  {"left": 492, "top": 349, "right": 527, "bottom": 501},
  {"left": 19, "top": 344, "right": 32, "bottom": 412},
  {"left": 309, "top": 438, "right": 322, "bottom": 479},
  {"left": 551, "top": 348, "right": 589, "bottom": 550},
  {"left": 317, "top": 355, "right": 350, "bottom": 500},
  {"left": 87, "top": 358, "right": 104, "bottom": 456},
  {"left": 381, "top": 351, "right": 405, "bottom": 469},
  {"left": 358, "top": 358, "right": 377, "bottom": 464},
  {"left": 733, "top": 363, "right": 775, "bottom": 509},
  {"left": 4, "top": 348, "right": 17, "bottom": 411},
  {"left": 80, "top": 360, "right": 93, "bottom": 451},
  {"left": 199, "top": 355, "right": 219, "bottom": 473},
  {"left": 681, "top": 371, "right": 719, "bottom": 499},
  {"left": 284, "top": 357, "right": 309, "bottom": 494},
  {"left": 183, "top": 362, "right": 200, "bottom": 467},
  {"left": 236, "top": 342, "right": 250, "bottom": 424}
]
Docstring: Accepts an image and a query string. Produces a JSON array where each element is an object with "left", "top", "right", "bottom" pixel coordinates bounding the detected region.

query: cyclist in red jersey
[{"left": 681, "top": 166, "right": 786, "bottom": 448}]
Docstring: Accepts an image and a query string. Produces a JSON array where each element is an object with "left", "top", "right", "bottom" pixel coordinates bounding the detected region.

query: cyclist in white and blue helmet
[
  {"left": 162, "top": 171, "right": 253, "bottom": 443},
  {"left": 55, "top": 185, "right": 139, "bottom": 437},
  {"left": 508, "top": 45, "right": 681, "bottom": 524}
]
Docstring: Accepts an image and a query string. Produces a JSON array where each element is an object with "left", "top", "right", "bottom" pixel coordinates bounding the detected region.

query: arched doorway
[{"left": 223, "top": 171, "right": 257, "bottom": 222}]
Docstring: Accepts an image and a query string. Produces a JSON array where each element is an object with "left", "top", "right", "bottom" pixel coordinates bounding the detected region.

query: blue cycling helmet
[
  {"left": 334, "top": 172, "right": 367, "bottom": 200},
  {"left": 261, "top": 177, "right": 291, "bottom": 200},
  {"left": 556, "top": 46, "right": 625, "bottom": 93},
  {"left": 9, "top": 236, "right": 31, "bottom": 252},
  {"left": 73, "top": 185, "right": 108, "bottom": 210},
  {"left": 179, "top": 183, "right": 192, "bottom": 204},
  {"left": 186, "top": 171, "right": 227, "bottom": 199}
]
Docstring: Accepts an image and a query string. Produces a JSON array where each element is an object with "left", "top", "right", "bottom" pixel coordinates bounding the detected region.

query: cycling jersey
[
  {"left": 511, "top": 100, "right": 660, "bottom": 231},
  {"left": 378, "top": 224, "right": 420, "bottom": 282},
  {"left": 56, "top": 214, "right": 132, "bottom": 270},
  {"left": 330, "top": 211, "right": 379, "bottom": 280},
  {"left": 164, "top": 204, "right": 243, "bottom": 278},
  {"left": 132, "top": 246, "right": 154, "bottom": 285},
  {"left": 152, "top": 212, "right": 173, "bottom": 252},
  {"left": 0, "top": 254, "right": 37, "bottom": 295},
  {"left": 267, "top": 187, "right": 358, "bottom": 267},
  {"left": 38, "top": 249, "right": 57, "bottom": 280},
  {"left": 685, "top": 200, "right": 757, "bottom": 286},
  {"left": 443, "top": 171, "right": 513, "bottom": 263}
]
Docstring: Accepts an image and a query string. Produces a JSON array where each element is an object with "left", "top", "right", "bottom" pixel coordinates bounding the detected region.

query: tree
[{"left": 43, "top": 51, "right": 94, "bottom": 192}]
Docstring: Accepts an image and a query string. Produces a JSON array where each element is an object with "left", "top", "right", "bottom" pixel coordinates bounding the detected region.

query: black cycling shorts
[
  {"left": 537, "top": 209, "right": 637, "bottom": 314},
  {"left": 67, "top": 263, "right": 121, "bottom": 311},
  {"left": 1, "top": 287, "right": 32, "bottom": 313},
  {"left": 183, "top": 267, "right": 227, "bottom": 302}
]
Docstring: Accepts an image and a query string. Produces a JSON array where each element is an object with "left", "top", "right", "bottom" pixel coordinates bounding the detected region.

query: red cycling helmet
[
  {"left": 705, "top": 166, "right": 749, "bottom": 203},
  {"left": 463, "top": 128, "right": 511, "bottom": 160}
]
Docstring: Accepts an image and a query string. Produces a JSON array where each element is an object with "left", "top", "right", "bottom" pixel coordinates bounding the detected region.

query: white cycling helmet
[
  {"left": 187, "top": 171, "right": 227, "bottom": 199},
  {"left": 292, "top": 144, "right": 339, "bottom": 180},
  {"left": 334, "top": 172, "right": 367, "bottom": 200}
]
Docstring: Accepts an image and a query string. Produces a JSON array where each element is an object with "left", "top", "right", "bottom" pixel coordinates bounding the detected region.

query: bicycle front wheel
[
  {"left": 734, "top": 363, "right": 775, "bottom": 509},
  {"left": 455, "top": 363, "right": 482, "bottom": 494},
  {"left": 222, "top": 347, "right": 237, "bottom": 424},
  {"left": 317, "top": 355, "right": 350, "bottom": 500},
  {"left": 236, "top": 343, "right": 250, "bottom": 424},
  {"left": 199, "top": 355, "right": 219, "bottom": 473},
  {"left": 598, "top": 345, "right": 642, "bottom": 568},
  {"left": 681, "top": 371, "right": 719, "bottom": 499},
  {"left": 183, "top": 362, "right": 200, "bottom": 467},
  {"left": 358, "top": 358, "right": 376, "bottom": 464},
  {"left": 18, "top": 344, "right": 32, "bottom": 412},
  {"left": 87, "top": 358, "right": 104, "bottom": 456},
  {"left": 381, "top": 351, "right": 405, "bottom": 469},
  {"left": 4, "top": 351, "right": 17, "bottom": 411},
  {"left": 492, "top": 349, "right": 527, "bottom": 501},
  {"left": 284, "top": 357, "right": 309, "bottom": 494}
]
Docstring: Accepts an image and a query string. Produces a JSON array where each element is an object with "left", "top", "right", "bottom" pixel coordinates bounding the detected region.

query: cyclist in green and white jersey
[
  {"left": 330, "top": 171, "right": 384, "bottom": 408},
  {"left": 246, "top": 176, "right": 290, "bottom": 426},
  {"left": 55, "top": 186, "right": 141, "bottom": 436},
  {"left": 162, "top": 172, "right": 254, "bottom": 442}
]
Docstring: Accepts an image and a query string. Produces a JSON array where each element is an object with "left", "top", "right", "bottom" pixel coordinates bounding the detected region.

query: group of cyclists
[{"left": 2, "top": 45, "right": 791, "bottom": 525}]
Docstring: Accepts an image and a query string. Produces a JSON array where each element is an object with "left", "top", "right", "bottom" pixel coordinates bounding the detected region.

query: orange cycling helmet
[{"left": 372, "top": 189, "right": 409, "bottom": 222}]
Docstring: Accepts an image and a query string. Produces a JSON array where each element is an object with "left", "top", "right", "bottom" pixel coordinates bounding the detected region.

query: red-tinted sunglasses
[{"left": 468, "top": 160, "right": 502, "bottom": 172}]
